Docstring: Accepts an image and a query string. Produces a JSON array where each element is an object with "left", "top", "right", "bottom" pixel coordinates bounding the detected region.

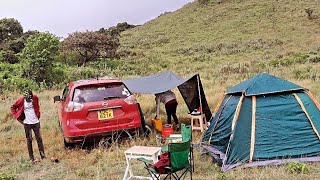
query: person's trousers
[
  {"left": 24, "top": 123, "right": 45, "bottom": 161},
  {"left": 165, "top": 101, "right": 179, "bottom": 125}
]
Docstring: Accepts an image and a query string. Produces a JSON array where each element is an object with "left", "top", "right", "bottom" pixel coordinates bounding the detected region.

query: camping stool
[{"left": 190, "top": 114, "right": 207, "bottom": 132}]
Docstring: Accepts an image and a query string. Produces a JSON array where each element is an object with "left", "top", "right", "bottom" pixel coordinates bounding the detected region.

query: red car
[{"left": 54, "top": 78, "right": 148, "bottom": 147}]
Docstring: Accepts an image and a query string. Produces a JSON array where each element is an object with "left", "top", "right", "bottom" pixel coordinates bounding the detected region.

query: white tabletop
[{"left": 124, "top": 146, "right": 161, "bottom": 155}]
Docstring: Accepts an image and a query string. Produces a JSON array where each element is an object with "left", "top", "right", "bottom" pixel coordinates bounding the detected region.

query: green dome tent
[{"left": 202, "top": 73, "right": 320, "bottom": 171}]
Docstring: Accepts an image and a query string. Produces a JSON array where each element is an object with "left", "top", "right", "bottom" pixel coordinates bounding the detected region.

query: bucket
[
  {"left": 151, "top": 118, "right": 163, "bottom": 132},
  {"left": 162, "top": 124, "right": 174, "bottom": 138}
]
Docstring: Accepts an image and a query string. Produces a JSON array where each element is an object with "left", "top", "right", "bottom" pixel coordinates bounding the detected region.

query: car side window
[
  {"left": 122, "top": 87, "right": 131, "bottom": 97},
  {"left": 61, "top": 86, "right": 69, "bottom": 101}
]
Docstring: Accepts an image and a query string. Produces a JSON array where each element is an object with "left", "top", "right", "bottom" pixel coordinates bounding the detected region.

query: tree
[
  {"left": 62, "top": 31, "right": 119, "bottom": 66},
  {"left": 0, "top": 18, "right": 23, "bottom": 43},
  {"left": 98, "top": 22, "right": 136, "bottom": 37},
  {"left": 0, "top": 50, "right": 19, "bottom": 63},
  {"left": 0, "top": 30, "right": 40, "bottom": 64},
  {"left": 19, "top": 32, "right": 60, "bottom": 84}
]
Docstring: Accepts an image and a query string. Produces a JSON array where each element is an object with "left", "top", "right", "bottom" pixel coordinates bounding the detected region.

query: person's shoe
[
  {"left": 176, "top": 124, "right": 180, "bottom": 131},
  {"left": 32, "top": 158, "right": 40, "bottom": 164},
  {"left": 40, "top": 152, "right": 46, "bottom": 159},
  {"left": 50, "top": 157, "right": 60, "bottom": 163}
]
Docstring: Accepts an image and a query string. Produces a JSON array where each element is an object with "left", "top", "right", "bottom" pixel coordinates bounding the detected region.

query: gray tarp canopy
[
  {"left": 124, "top": 72, "right": 212, "bottom": 120},
  {"left": 123, "top": 72, "right": 186, "bottom": 94}
]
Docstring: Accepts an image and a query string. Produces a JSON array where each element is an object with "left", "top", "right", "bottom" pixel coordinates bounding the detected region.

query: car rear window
[{"left": 72, "top": 83, "right": 131, "bottom": 103}]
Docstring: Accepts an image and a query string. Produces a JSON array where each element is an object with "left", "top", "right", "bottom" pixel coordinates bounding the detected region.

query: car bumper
[{"left": 63, "top": 121, "right": 141, "bottom": 143}]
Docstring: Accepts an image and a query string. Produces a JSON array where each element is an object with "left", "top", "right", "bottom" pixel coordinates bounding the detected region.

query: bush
[
  {"left": 219, "top": 63, "right": 250, "bottom": 74},
  {"left": 0, "top": 50, "right": 19, "bottom": 64},
  {"left": 286, "top": 162, "right": 309, "bottom": 174},
  {"left": 87, "top": 58, "right": 123, "bottom": 70},
  {"left": 0, "top": 173, "right": 15, "bottom": 180},
  {"left": 1, "top": 76, "right": 39, "bottom": 93},
  {"left": 217, "top": 173, "right": 229, "bottom": 180},
  {"left": 0, "top": 63, "right": 39, "bottom": 93},
  {"left": 306, "top": 55, "right": 320, "bottom": 63}
]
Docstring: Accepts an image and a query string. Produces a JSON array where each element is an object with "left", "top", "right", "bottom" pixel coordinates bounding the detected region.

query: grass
[
  {"left": 2, "top": 90, "right": 320, "bottom": 179},
  {"left": 2, "top": 0, "right": 320, "bottom": 179}
]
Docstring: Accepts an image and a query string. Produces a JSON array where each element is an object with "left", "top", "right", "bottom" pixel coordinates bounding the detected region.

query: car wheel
[
  {"left": 64, "top": 139, "right": 76, "bottom": 149},
  {"left": 139, "top": 124, "right": 152, "bottom": 138},
  {"left": 111, "top": 129, "right": 133, "bottom": 143}
]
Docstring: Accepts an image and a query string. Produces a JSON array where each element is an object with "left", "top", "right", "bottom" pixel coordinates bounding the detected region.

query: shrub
[
  {"left": 0, "top": 50, "right": 19, "bottom": 64},
  {"left": 1, "top": 76, "right": 39, "bottom": 93},
  {"left": 305, "top": 8, "right": 314, "bottom": 19},
  {"left": 0, "top": 173, "right": 15, "bottom": 180},
  {"left": 286, "top": 162, "right": 309, "bottom": 174},
  {"left": 19, "top": 32, "right": 60, "bottom": 85},
  {"left": 293, "top": 67, "right": 319, "bottom": 81},
  {"left": 217, "top": 173, "right": 228, "bottom": 180},
  {"left": 269, "top": 53, "right": 309, "bottom": 67},
  {"left": 199, "top": 0, "right": 209, "bottom": 5},
  {"left": 219, "top": 63, "right": 250, "bottom": 74},
  {"left": 87, "top": 58, "right": 123, "bottom": 70},
  {"left": 0, "top": 62, "right": 40, "bottom": 92},
  {"left": 306, "top": 55, "right": 320, "bottom": 63}
]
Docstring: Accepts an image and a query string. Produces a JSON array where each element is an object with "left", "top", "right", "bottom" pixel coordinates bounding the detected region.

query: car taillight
[
  {"left": 124, "top": 95, "right": 137, "bottom": 104},
  {"left": 65, "top": 101, "right": 84, "bottom": 112}
]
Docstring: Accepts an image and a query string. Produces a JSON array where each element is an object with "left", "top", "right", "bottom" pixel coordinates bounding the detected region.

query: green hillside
[{"left": 119, "top": 0, "right": 320, "bottom": 95}]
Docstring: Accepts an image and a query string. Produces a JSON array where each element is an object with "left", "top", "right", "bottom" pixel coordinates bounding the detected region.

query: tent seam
[
  {"left": 306, "top": 91, "right": 320, "bottom": 110},
  {"left": 223, "top": 94, "right": 245, "bottom": 166},
  {"left": 207, "top": 95, "right": 233, "bottom": 144}
]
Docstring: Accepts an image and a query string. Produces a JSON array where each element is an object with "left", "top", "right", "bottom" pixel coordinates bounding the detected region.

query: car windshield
[{"left": 72, "top": 83, "right": 131, "bottom": 103}]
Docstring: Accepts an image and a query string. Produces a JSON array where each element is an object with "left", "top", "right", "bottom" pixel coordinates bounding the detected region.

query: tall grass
[{"left": 2, "top": 88, "right": 320, "bottom": 179}]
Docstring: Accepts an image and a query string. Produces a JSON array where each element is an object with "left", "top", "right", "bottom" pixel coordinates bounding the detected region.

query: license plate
[{"left": 98, "top": 109, "right": 114, "bottom": 120}]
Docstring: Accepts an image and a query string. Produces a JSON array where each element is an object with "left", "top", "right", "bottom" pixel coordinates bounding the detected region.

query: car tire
[
  {"left": 111, "top": 129, "right": 133, "bottom": 143},
  {"left": 139, "top": 124, "right": 152, "bottom": 138},
  {"left": 64, "top": 139, "right": 76, "bottom": 149}
]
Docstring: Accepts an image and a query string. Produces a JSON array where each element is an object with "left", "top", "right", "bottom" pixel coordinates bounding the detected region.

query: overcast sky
[{"left": 0, "top": 0, "right": 194, "bottom": 38}]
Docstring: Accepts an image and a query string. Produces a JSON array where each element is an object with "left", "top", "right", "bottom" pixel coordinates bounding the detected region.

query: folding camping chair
[
  {"left": 160, "top": 124, "right": 194, "bottom": 172},
  {"left": 138, "top": 140, "right": 192, "bottom": 180}
]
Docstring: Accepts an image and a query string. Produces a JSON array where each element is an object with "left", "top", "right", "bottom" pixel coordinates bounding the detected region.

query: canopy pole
[{"left": 197, "top": 74, "right": 203, "bottom": 112}]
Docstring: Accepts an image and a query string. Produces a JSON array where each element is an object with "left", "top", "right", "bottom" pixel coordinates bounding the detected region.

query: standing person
[
  {"left": 155, "top": 90, "right": 180, "bottom": 131},
  {"left": 10, "top": 90, "right": 46, "bottom": 163}
]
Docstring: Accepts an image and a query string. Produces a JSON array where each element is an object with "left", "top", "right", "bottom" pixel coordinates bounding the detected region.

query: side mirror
[{"left": 53, "top": 96, "right": 61, "bottom": 103}]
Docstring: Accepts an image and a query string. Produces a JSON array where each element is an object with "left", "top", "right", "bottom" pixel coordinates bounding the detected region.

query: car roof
[{"left": 69, "top": 77, "right": 122, "bottom": 88}]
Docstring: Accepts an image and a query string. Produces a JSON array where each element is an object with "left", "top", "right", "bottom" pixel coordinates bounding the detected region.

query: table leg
[
  {"left": 128, "top": 157, "right": 133, "bottom": 178},
  {"left": 123, "top": 165, "right": 129, "bottom": 180},
  {"left": 123, "top": 156, "right": 131, "bottom": 180},
  {"left": 199, "top": 117, "right": 204, "bottom": 132}
]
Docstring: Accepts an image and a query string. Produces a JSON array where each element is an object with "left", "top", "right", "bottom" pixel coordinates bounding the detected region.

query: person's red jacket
[{"left": 10, "top": 95, "right": 40, "bottom": 124}]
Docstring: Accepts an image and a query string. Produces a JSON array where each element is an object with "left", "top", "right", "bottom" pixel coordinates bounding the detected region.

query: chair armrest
[
  {"left": 164, "top": 166, "right": 173, "bottom": 172},
  {"left": 161, "top": 145, "right": 168, "bottom": 152},
  {"left": 137, "top": 157, "right": 153, "bottom": 165},
  {"left": 147, "top": 167, "right": 157, "bottom": 173},
  {"left": 164, "top": 137, "right": 176, "bottom": 141}
]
